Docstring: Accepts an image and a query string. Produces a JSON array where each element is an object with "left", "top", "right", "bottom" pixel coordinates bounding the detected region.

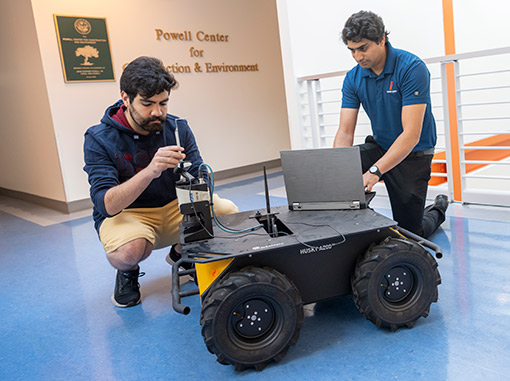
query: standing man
[
  {"left": 84, "top": 56, "right": 237, "bottom": 308},
  {"left": 334, "top": 11, "right": 448, "bottom": 238}
]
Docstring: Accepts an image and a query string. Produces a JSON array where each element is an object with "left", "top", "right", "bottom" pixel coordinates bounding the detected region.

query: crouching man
[{"left": 84, "top": 56, "right": 237, "bottom": 307}]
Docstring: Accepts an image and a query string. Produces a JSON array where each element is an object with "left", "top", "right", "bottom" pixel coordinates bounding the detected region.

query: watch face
[{"left": 369, "top": 166, "right": 381, "bottom": 177}]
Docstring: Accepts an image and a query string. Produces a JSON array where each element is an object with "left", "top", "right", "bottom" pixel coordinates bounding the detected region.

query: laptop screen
[{"left": 280, "top": 147, "right": 368, "bottom": 210}]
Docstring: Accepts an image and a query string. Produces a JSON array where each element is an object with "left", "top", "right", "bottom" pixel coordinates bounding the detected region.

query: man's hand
[
  {"left": 146, "top": 145, "right": 185, "bottom": 179},
  {"left": 363, "top": 172, "right": 380, "bottom": 193},
  {"left": 104, "top": 145, "right": 185, "bottom": 216}
]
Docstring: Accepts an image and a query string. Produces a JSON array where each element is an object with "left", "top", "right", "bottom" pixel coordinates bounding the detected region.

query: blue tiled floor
[{"left": 1, "top": 172, "right": 510, "bottom": 380}]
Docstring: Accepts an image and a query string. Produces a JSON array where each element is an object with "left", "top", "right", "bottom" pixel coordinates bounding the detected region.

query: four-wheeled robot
[{"left": 171, "top": 162, "right": 442, "bottom": 371}]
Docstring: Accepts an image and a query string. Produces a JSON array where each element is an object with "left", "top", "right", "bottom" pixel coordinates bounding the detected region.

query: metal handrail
[
  {"left": 465, "top": 175, "right": 510, "bottom": 180},
  {"left": 462, "top": 146, "right": 510, "bottom": 150},
  {"left": 458, "top": 69, "right": 510, "bottom": 78},
  {"left": 459, "top": 101, "right": 510, "bottom": 107},
  {"left": 461, "top": 131, "right": 510, "bottom": 135},
  {"left": 462, "top": 160, "right": 510, "bottom": 165},
  {"left": 458, "top": 85, "right": 510, "bottom": 93},
  {"left": 459, "top": 117, "right": 510, "bottom": 121},
  {"left": 297, "top": 46, "right": 510, "bottom": 81}
]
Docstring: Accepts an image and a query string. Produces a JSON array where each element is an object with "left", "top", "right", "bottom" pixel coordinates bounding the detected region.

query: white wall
[
  {"left": 453, "top": 0, "right": 510, "bottom": 54},
  {"left": 1, "top": 0, "right": 290, "bottom": 205},
  {"left": 0, "top": 0, "right": 66, "bottom": 201},
  {"left": 279, "top": 0, "right": 445, "bottom": 78}
]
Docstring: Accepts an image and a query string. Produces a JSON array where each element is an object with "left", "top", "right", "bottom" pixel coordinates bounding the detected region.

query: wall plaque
[{"left": 54, "top": 15, "right": 115, "bottom": 82}]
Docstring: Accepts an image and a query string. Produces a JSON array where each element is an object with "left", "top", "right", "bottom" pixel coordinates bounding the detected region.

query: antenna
[
  {"left": 249, "top": 165, "right": 285, "bottom": 238},
  {"left": 264, "top": 166, "right": 271, "bottom": 214},
  {"left": 263, "top": 166, "right": 278, "bottom": 237}
]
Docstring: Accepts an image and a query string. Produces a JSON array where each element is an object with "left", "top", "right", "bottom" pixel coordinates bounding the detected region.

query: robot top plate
[{"left": 181, "top": 205, "right": 396, "bottom": 258}]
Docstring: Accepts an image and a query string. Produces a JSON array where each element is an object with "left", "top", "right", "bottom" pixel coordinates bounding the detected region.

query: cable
[
  {"left": 184, "top": 178, "right": 263, "bottom": 239},
  {"left": 278, "top": 219, "right": 347, "bottom": 249},
  {"left": 186, "top": 179, "right": 214, "bottom": 238},
  {"left": 210, "top": 222, "right": 346, "bottom": 251},
  {"left": 198, "top": 163, "right": 263, "bottom": 234}
]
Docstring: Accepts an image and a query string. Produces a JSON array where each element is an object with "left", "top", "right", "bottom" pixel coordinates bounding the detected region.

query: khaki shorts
[{"left": 99, "top": 194, "right": 238, "bottom": 253}]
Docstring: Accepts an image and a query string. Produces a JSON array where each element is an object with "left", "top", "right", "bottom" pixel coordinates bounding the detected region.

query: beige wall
[
  {"left": 1, "top": 0, "right": 290, "bottom": 205},
  {"left": 0, "top": 0, "right": 66, "bottom": 201}
]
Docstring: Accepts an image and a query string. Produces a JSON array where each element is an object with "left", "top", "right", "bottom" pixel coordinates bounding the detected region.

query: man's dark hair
[
  {"left": 120, "top": 56, "right": 178, "bottom": 101},
  {"left": 341, "top": 11, "right": 389, "bottom": 45}
]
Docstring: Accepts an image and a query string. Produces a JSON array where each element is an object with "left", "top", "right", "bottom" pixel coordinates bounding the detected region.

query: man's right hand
[{"left": 147, "top": 145, "right": 185, "bottom": 179}]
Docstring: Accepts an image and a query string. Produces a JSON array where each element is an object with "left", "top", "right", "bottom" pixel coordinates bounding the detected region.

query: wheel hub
[
  {"left": 232, "top": 299, "right": 274, "bottom": 339},
  {"left": 381, "top": 266, "right": 414, "bottom": 302}
]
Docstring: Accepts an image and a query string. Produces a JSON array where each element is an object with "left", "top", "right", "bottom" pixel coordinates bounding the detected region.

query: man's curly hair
[
  {"left": 120, "top": 56, "right": 178, "bottom": 101},
  {"left": 341, "top": 11, "right": 389, "bottom": 45}
]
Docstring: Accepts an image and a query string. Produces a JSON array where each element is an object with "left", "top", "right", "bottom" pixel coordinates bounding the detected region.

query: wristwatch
[{"left": 369, "top": 165, "right": 382, "bottom": 179}]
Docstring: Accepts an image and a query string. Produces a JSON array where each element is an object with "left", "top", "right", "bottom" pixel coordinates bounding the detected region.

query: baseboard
[
  {"left": 0, "top": 187, "right": 93, "bottom": 214},
  {"left": 213, "top": 158, "right": 281, "bottom": 181},
  {"left": 67, "top": 198, "right": 94, "bottom": 213},
  {"left": 0, "top": 158, "right": 281, "bottom": 213}
]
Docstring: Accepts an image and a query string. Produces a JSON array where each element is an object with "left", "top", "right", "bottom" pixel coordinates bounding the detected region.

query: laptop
[{"left": 280, "top": 146, "right": 374, "bottom": 211}]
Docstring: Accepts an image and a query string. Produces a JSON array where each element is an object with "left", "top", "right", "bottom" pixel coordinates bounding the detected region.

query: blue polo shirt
[{"left": 341, "top": 42, "right": 436, "bottom": 152}]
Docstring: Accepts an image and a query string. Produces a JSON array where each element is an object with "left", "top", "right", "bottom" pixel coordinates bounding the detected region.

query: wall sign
[
  {"left": 54, "top": 15, "right": 115, "bottom": 82},
  {"left": 151, "top": 28, "right": 260, "bottom": 75}
]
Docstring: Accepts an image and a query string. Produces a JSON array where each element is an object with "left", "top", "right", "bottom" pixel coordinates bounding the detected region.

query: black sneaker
[
  {"left": 166, "top": 245, "right": 196, "bottom": 284},
  {"left": 111, "top": 267, "right": 144, "bottom": 308},
  {"left": 165, "top": 245, "right": 194, "bottom": 271}
]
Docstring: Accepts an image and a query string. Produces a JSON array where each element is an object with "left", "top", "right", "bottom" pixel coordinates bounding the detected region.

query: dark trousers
[{"left": 358, "top": 136, "right": 445, "bottom": 238}]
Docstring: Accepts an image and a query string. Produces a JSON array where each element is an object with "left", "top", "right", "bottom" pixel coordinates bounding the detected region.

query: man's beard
[{"left": 128, "top": 105, "right": 165, "bottom": 133}]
